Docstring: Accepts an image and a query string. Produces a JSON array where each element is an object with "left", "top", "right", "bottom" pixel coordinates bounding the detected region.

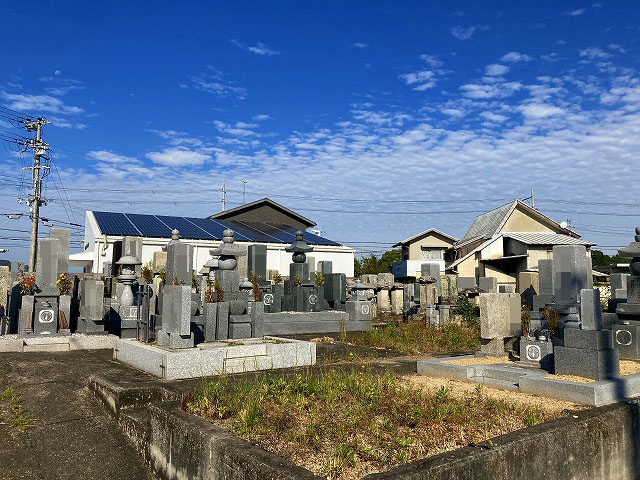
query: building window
[{"left": 421, "top": 248, "right": 443, "bottom": 260}]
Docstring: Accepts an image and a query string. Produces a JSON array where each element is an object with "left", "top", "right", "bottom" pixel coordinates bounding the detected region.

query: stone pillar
[{"left": 49, "top": 228, "right": 70, "bottom": 274}]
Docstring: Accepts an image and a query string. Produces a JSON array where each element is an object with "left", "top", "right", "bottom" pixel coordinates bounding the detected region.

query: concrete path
[{"left": 0, "top": 350, "right": 156, "bottom": 480}]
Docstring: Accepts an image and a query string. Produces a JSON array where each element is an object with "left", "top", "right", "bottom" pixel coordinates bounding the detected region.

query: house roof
[
  {"left": 393, "top": 228, "right": 457, "bottom": 247},
  {"left": 456, "top": 200, "right": 579, "bottom": 248},
  {"left": 90, "top": 211, "right": 340, "bottom": 246},
  {"left": 208, "top": 198, "right": 316, "bottom": 228},
  {"left": 448, "top": 231, "right": 593, "bottom": 270},
  {"left": 503, "top": 232, "right": 594, "bottom": 246}
]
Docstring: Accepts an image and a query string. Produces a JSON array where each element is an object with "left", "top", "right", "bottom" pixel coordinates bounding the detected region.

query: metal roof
[
  {"left": 91, "top": 211, "right": 341, "bottom": 246},
  {"left": 208, "top": 198, "right": 316, "bottom": 228},
  {"left": 393, "top": 228, "right": 457, "bottom": 247},
  {"left": 457, "top": 199, "right": 581, "bottom": 247},
  {"left": 458, "top": 201, "right": 515, "bottom": 245},
  {"left": 503, "top": 232, "right": 594, "bottom": 246}
]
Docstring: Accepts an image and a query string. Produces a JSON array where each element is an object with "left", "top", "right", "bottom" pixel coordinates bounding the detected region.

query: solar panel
[
  {"left": 184, "top": 217, "right": 227, "bottom": 240},
  {"left": 226, "top": 220, "right": 286, "bottom": 243},
  {"left": 222, "top": 220, "right": 276, "bottom": 244},
  {"left": 91, "top": 211, "right": 342, "bottom": 246},
  {"left": 93, "top": 211, "right": 141, "bottom": 236},
  {"left": 126, "top": 214, "right": 173, "bottom": 238},
  {"left": 155, "top": 215, "right": 213, "bottom": 240},
  {"left": 275, "top": 224, "right": 342, "bottom": 246}
]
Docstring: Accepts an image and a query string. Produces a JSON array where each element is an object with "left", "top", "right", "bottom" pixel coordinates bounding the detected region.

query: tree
[
  {"left": 354, "top": 249, "right": 402, "bottom": 276},
  {"left": 591, "top": 249, "right": 625, "bottom": 268}
]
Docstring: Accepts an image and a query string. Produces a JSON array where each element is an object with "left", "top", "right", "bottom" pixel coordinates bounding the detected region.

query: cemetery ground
[{"left": 184, "top": 366, "right": 580, "bottom": 480}]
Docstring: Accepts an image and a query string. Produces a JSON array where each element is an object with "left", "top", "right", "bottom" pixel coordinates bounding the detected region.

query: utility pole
[
  {"left": 24, "top": 117, "right": 50, "bottom": 272},
  {"left": 221, "top": 181, "right": 226, "bottom": 212}
]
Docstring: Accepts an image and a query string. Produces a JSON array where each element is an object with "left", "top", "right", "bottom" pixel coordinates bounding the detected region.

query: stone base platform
[
  {"left": 417, "top": 355, "right": 640, "bottom": 406},
  {"left": 113, "top": 336, "right": 316, "bottom": 380},
  {"left": 0, "top": 334, "right": 119, "bottom": 353},
  {"left": 264, "top": 311, "right": 370, "bottom": 336}
]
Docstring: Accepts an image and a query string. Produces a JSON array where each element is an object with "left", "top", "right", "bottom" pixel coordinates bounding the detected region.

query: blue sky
[{"left": 1, "top": 1, "right": 639, "bottom": 261}]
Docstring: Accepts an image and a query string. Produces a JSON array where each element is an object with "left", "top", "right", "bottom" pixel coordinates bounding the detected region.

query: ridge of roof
[
  {"left": 393, "top": 228, "right": 458, "bottom": 247},
  {"left": 208, "top": 197, "right": 316, "bottom": 228}
]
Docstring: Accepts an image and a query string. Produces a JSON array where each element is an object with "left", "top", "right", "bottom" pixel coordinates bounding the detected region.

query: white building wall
[{"left": 90, "top": 237, "right": 354, "bottom": 277}]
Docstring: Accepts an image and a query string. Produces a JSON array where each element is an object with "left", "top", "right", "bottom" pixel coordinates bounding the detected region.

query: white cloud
[
  {"left": 441, "top": 108, "right": 465, "bottom": 118},
  {"left": 460, "top": 82, "right": 522, "bottom": 99},
  {"left": 485, "top": 64, "right": 509, "bottom": 76},
  {"left": 608, "top": 44, "right": 627, "bottom": 53},
  {"left": 480, "top": 111, "right": 508, "bottom": 122},
  {"left": 579, "top": 47, "right": 612, "bottom": 60},
  {"left": 353, "top": 42, "right": 369, "bottom": 49},
  {"left": 252, "top": 114, "right": 271, "bottom": 121},
  {"left": 419, "top": 54, "right": 443, "bottom": 68},
  {"left": 501, "top": 52, "right": 532, "bottom": 62},
  {"left": 399, "top": 70, "right": 436, "bottom": 91},
  {"left": 230, "top": 39, "right": 280, "bottom": 56},
  {"left": 190, "top": 68, "right": 246, "bottom": 99},
  {"left": 565, "top": 8, "right": 587, "bottom": 16},
  {"left": 1, "top": 92, "right": 83, "bottom": 114},
  {"left": 38, "top": 76, "right": 84, "bottom": 96},
  {"left": 451, "top": 25, "right": 488, "bottom": 40},
  {"left": 145, "top": 147, "right": 211, "bottom": 167},
  {"left": 88, "top": 150, "right": 139, "bottom": 165},
  {"left": 213, "top": 120, "right": 259, "bottom": 137},
  {"left": 518, "top": 103, "right": 565, "bottom": 118}
]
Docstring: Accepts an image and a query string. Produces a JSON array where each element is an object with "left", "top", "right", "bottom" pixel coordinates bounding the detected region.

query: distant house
[
  {"left": 391, "top": 228, "right": 457, "bottom": 278},
  {"left": 70, "top": 198, "right": 354, "bottom": 277},
  {"left": 449, "top": 199, "right": 594, "bottom": 288}
]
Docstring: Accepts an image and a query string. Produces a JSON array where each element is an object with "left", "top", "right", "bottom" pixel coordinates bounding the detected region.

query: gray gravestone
[
  {"left": 552, "top": 245, "right": 589, "bottom": 305},
  {"left": 457, "top": 276, "right": 476, "bottom": 291},
  {"left": 165, "top": 232, "right": 193, "bottom": 285},
  {"left": 538, "top": 259, "right": 553, "bottom": 296},
  {"left": 478, "top": 277, "right": 497, "bottom": 293},
  {"left": 317, "top": 261, "right": 333, "bottom": 275},
  {"left": 421, "top": 262, "right": 441, "bottom": 295},
  {"left": 49, "top": 228, "right": 70, "bottom": 273},
  {"left": 35, "top": 238, "right": 59, "bottom": 287},
  {"left": 248, "top": 244, "right": 267, "bottom": 282}
]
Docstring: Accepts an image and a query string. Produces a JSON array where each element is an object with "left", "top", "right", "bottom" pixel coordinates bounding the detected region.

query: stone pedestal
[
  {"left": 554, "top": 329, "right": 619, "bottom": 380},
  {"left": 157, "top": 285, "right": 194, "bottom": 349},
  {"left": 520, "top": 337, "right": 553, "bottom": 368}
]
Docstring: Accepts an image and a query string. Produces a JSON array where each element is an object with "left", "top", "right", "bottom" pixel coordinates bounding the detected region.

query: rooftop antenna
[
  {"left": 237, "top": 179, "right": 248, "bottom": 204},
  {"left": 530, "top": 187, "right": 534, "bottom": 209}
]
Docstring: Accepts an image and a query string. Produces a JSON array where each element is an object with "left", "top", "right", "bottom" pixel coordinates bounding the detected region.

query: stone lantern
[
  {"left": 116, "top": 255, "right": 142, "bottom": 307},
  {"left": 285, "top": 230, "right": 313, "bottom": 284}
]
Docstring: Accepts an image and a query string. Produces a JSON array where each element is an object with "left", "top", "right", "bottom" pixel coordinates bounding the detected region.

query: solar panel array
[{"left": 91, "top": 211, "right": 342, "bottom": 246}]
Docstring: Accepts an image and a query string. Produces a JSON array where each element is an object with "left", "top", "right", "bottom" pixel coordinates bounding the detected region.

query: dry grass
[
  {"left": 444, "top": 356, "right": 512, "bottom": 366},
  {"left": 184, "top": 368, "right": 569, "bottom": 480},
  {"left": 344, "top": 322, "right": 480, "bottom": 355},
  {"left": 620, "top": 360, "right": 640, "bottom": 376},
  {"left": 546, "top": 374, "right": 595, "bottom": 383}
]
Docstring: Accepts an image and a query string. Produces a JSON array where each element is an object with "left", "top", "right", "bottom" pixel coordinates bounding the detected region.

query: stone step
[{"left": 468, "top": 376, "right": 520, "bottom": 391}]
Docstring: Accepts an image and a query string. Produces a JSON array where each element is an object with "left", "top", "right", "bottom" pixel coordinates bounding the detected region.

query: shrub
[
  {"left": 141, "top": 261, "right": 153, "bottom": 284},
  {"left": 272, "top": 272, "right": 283, "bottom": 284},
  {"left": 315, "top": 272, "right": 325, "bottom": 287},
  {"left": 457, "top": 295, "right": 479, "bottom": 327},
  {"left": 521, "top": 304, "right": 531, "bottom": 337}
]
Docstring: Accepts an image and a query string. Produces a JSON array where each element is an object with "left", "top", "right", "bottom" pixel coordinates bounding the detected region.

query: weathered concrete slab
[
  {"left": 113, "top": 336, "right": 316, "bottom": 380},
  {"left": 416, "top": 355, "right": 640, "bottom": 406},
  {"left": 0, "top": 334, "right": 118, "bottom": 353}
]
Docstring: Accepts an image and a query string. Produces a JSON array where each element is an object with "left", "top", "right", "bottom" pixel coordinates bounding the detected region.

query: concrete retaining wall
[{"left": 363, "top": 401, "right": 640, "bottom": 480}]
